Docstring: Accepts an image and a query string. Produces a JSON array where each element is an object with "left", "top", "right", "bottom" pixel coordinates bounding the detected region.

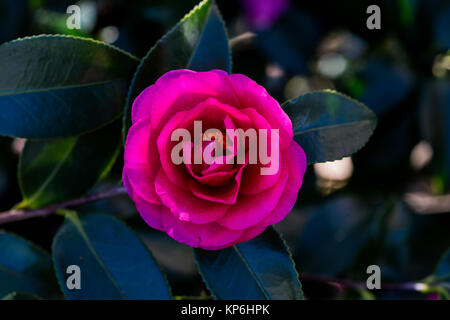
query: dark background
[{"left": 1, "top": 0, "right": 450, "bottom": 299}]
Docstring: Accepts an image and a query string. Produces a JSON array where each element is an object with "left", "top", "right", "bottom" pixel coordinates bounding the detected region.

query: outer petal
[
  {"left": 131, "top": 70, "right": 195, "bottom": 124},
  {"left": 124, "top": 119, "right": 161, "bottom": 204},
  {"left": 161, "top": 207, "right": 243, "bottom": 249},
  {"left": 231, "top": 142, "right": 307, "bottom": 241},
  {"left": 133, "top": 69, "right": 240, "bottom": 132},
  {"left": 123, "top": 172, "right": 164, "bottom": 231},
  {"left": 262, "top": 141, "right": 307, "bottom": 225},
  {"left": 226, "top": 73, "right": 293, "bottom": 151}
]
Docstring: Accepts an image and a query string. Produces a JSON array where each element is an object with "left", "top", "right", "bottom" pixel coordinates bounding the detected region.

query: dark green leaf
[
  {"left": 52, "top": 212, "right": 172, "bottom": 300},
  {"left": 2, "top": 292, "right": 42, "bottom": 300},
  {"left": 123, "top": 0, "right": 231, "bottom": 141},
  {"left": 294, "top": 196, "right": 376, "bottom": 276},
  {"left": 0, "top": 35, "right": 139, "bottom": 138},
  {"left": 18, "top": 120, "right": 121, "bottom": 209},
  {"left": 0, "top": 232, "right": 59, "bottom": 298},
  {"left": 194, "top": 227, "right": 303, "bottom": 300},
  {"left": 282, "top": 90, "right": 377, "bottom": 164}
]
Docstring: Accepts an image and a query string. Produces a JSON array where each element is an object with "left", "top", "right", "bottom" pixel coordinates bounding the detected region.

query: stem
[{"left": 0, "top": 186, "right": 127, "bottom": 225}]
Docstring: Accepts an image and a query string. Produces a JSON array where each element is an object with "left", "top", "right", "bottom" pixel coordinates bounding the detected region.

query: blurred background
[{"left": 1, "top": 0, "right": 450, "bottom": 299}]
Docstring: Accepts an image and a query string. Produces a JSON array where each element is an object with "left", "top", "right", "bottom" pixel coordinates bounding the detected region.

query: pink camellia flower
[{"left": 123, "top": 69, "right": 306, "bottom": 250}]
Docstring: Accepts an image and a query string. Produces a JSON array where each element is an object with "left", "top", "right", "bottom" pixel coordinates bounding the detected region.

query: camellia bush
[{"left": 0, "top": 0, "right": 448, "bottom": 300}]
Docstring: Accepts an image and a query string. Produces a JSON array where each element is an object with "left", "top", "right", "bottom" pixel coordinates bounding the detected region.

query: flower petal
[
  {"left": 137, "top": 70, "right": 240, "bottom": 131},
  {"left": 155, "top": 169, "right": 228, "bottom": 224},
  {"left": 188, "top": 163, "right": 246, "bottom": 205},
  {"left": 262, "top": 141, "right": 307, "bottom": 225},
  {"left": 124, "top": 119, "right": 161, "bottom": 204},
  {"left": 217, "top": 158, "right": 289, "bottom": 230},
  {"left": 161, "top": 208, "right": 243, "bottom": 249},
  {"left": 131, "top": 69, "right": 195, "bottom": 124},
  {"left": 124, "top": 172, "right": 164, "bottom": 231},
  {"left": 226, "top": 73, "right": 293, "bottom": 150}
]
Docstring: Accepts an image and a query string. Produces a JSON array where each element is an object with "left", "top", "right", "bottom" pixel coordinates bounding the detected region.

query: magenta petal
[
  {"left": 161, "top": 207, "right": 243, "bottom": 249},
  {"left": 262, "top": 141, "right": 307, "bottom": 225},
  {"left": 186, "top": 162, "right": 238, "bottom": 187},
  {"left": 217, "top": 160, "right": 289, "bottom": 230},
  {"left": 155, "top": 169, "right": 228, "bottom": 224},
  {"left": 148, "top": 70, "right": 240, "bottom": 131},
  {"left": 135, "top": 196, "right": 164, "bottom": 231},
  {"left": 124, "top": 119, "right": 161, "bottom": 204},
  {"left": 239, "top": 107, "right": 282, "bottom": 194},
  {"left": 239, "top": 162, "right": 281, "bottom": 195},
  {"left": 226, "top": 73, "right": 293, "bottom": 151},
  {"left": 188, "top": 163, "right": 245, "bottom": 205},
  {"left": 157, "top": 110, "right": 192, "bottom": 190},
  {"left": 124, "top": 171, "right": 164, "bottom": 231},
  {"left": 131, "top": 70, "right": 195, "bottom": 124},
  {"left": 235, "top": 223, "right": 268, "bottom": 244}
]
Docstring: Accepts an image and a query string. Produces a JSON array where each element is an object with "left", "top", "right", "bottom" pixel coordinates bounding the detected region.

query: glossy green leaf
[
  {"left": 18, "top": 120, "right": 121, "bottom": 209},
  {"left": 2, "top": 292, "right": 42, "bottom": 300},
  {"left": 194, "top": 227, "right": 303, "bottom": 300},
  {"left": 282, "top": 90, "right": 377, "bottom": 164},
  {"left": 52, "top": 212, "right": 172, "bottom": 300},
  {"left": 123, "top": 0, "right": 231, "bottom": 141},
  {"left": 0, "top": 35, "right": 139, "bottom": 138},
  {"left": 0, "top": 232, "right": 59, "bottom": 298}
]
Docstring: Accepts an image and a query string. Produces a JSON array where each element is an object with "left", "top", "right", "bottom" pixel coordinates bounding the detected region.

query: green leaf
[
  {"left": 52, "top": 212, "right": 172, "bottom": 299},
  {"left": 18, "top": 120, "right": 121, "bottom": 209},
  {"left": 123, "top": 0, "right": 231, "bottom": 141},
  {"left": 294, "top": 196, "right": 386, "bottom": 277},
  {"left": 2, "top": 292, "right": 42, "bottom": 300},
  {"left": 0, "top": 35, "right": 139, "bottom": 138},
  {"left": 282, "top": 90, "right": 377, "bottom": 164},
  {"left": 194, "top": 227, "right": 303, "bottom": 300},
  {"left": 0, "top": 231, "right": 59, "bottom": 298}
]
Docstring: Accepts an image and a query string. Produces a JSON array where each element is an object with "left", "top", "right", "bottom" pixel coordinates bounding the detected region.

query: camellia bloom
[{"left": 123, "top": 69, "right": 306, "bottom": 250}]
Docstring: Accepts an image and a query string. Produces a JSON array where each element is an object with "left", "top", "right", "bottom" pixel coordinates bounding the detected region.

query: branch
[
  {"left": 404, "top": 192, "right": 450, "bottom": 214},
  {"left": 0, "top": 186, "right": 127, "bottom": 225}
]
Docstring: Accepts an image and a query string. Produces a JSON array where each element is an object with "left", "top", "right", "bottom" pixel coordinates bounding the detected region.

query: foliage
[{"left": 0, "top": 0, "right": 449, "bottom": 300}]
